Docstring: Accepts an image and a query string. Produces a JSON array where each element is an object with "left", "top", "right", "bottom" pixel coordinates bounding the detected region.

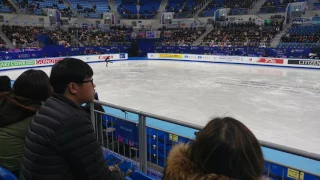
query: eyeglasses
[{"left": 81, "top": 78, "right": 94, "bottom": 85}]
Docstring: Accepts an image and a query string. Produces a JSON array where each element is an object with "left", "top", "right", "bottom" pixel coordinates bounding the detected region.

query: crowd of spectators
[
  {"left": 2, "top": 25, "right": 79, "bottom": 48},
  {"left": 158, "top": 26, "right": 206, "bottom": 46},
  {"left": 69, "top": 25, "right": 132, "bottom": 46},
  {"left": 46, "top": 28, "right": 77, "bottom": 47},
  {"left": 2, "top": 25, "right": 44, "bottom": 48},
  {"left": 202, "top": 20, "right": 282, "bottom": 47}
]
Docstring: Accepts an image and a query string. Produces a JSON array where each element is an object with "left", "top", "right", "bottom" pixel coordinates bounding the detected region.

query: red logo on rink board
[
  {"left": 257, "top": 58, "right": 284, "bottom": 64},
  {"left": 98, "top": 55, "right": 114, "bottom": 60},
  {"left": 36, "top": 58, "right": 64, "bottom": 65}
]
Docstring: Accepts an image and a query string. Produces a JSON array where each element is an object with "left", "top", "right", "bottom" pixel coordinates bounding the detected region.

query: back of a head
[
  {"left": 50, "top": 58, "right": 93, "bottom": 95},
  {"left": 13, "top": 69, "right": 52, "bottom": 101},
  {"left": 189, "top": 117, "right": 264, "bottom": 180},
  {"left": 0, "top": 76, "right": 11, "bottom": 92}
]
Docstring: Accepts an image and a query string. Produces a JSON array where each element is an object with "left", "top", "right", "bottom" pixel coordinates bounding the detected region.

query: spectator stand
[
  {"left": 138, "top": 0, "right": 161, "bottom": 19},
  {"left": 67, "top": 0, "right": 110, "bottom": 18},
  {"left": 0, "top": 0, "right": 16, "bottom": 13},
  {"left": 279, "top": 24, "right": 320, "bottom": 48},
  {"left": 202, "top": 21, "right": 282, "bottom": 48},
  {"left": 69, "top": 25, "right": 133, "bottom": 47},
  {"left": 157, "top": 23, "right": 206, "bottom": 46},
  {"left": 1, "top": 25, "right": 81, "bottom": 49},
  {"left": 258, "top": 0, "right": 305, "bottom": 14},
  {"left": 199, "top": 0, "right": 255, "bottom": 17},
  {"left": 116, "top": 0, "right": 139, "bottom": 19},
  {"left": 166, "top": 0, "right": 208, "bottom": 18}
]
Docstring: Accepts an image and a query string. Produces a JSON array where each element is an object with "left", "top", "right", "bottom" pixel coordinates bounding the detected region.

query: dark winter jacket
[
  {"left": 19, "top": 94, "right": 123, "bottom": 180},
  {"left": 0, "top": 92, "right": 41, "bottom": 173},
  {"left": 162, "top": 143, "right": 269, "bottom": 180}
]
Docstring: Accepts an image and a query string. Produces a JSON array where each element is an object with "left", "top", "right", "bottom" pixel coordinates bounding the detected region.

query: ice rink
[{"left": 2, "top": 60, "right": 320, "bottom": 155}]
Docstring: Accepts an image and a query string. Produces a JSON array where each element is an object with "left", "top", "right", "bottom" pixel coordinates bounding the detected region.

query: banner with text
[{"left": 0, "top": 53, "right": 128, "bottom": 70}]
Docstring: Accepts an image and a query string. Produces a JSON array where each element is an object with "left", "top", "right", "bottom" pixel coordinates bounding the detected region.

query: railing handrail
[{"left": 93, "top": 100, "right": 320, "bottom": 162}]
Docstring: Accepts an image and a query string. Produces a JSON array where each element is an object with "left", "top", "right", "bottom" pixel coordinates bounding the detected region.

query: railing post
[
  {"left": 138, "top": 114, "right": 147, "bottom": 173},
  {"left": 90, "top": 102, "right": 96, "bottom": 132}
]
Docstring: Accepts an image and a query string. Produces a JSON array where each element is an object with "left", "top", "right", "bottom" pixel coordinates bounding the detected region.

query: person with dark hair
[
  {"left": 0, "top": 75, "right": 11, "bottom": 92},
  {"left": 20, "top": 58, "right": 123, "bottom": 180},
  {"left": 162, "top": 117, "right": 266, "bottom": 180},
  {"left": 0, "top": 70, "right": 51, "bottom": 177},
  {"left": 105, "top": 56, "right": 113, "bottom": 67}
]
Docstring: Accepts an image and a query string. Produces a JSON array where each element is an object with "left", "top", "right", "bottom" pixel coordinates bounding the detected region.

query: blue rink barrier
[{"left": 90, "top": 101, "right": 320, "bottom": 180}]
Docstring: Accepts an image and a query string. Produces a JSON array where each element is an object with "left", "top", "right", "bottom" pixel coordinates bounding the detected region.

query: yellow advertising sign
[
  {"left": 159, "top": 54, "right": 183, "bottom": 59},
  {"left": 169, "top": 134, "right": 178, "bottom": 142},
  {"left": 287, "top": 168, "right": 304, "bottom": 180}
]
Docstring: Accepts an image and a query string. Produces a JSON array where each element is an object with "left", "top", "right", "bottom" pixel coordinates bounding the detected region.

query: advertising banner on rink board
[
  {"left": 288, "top": 59, "right": 320, "bottom": 66},
  {"left": 249, "top": 57, "right": 285, "bottom": 64},
  {"left": 0, "top": 54, "right": 128, "bottom": 70},
  {"left": 148, "top": 53, "right": 287, "bottom": 65}
]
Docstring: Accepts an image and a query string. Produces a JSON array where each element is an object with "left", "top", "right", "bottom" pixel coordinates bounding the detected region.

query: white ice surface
[{"left": 2, "top": 60, "right": 320, "bottom": 155}]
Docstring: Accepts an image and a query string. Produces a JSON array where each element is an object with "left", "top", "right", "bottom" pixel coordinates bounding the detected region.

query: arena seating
[
  {"left": 158, "top": 26, "right": 206, "bottom": 46},
  {"left": 199, "top": 0, "right": 254, "bottom": 17},
  {"left": 313, "top": 2, "right": 320, "bottom": 10},
  {"left": 69, "top": 25, "right": 132, "bottom": 46},
  {"left": 67, "top": 0, "right": 109, "bottom": 18},
  {"left": 2, "top": 25, "right": 45, "bottom": 48},
  {"left": 166, "top": 0, "right": 205, "bottom": 18},
  {"left": 138, "top": 0, "right": 161, "bottom": 19},
  {"left": 279, "top": 25, "right": 320, "bottom": 48},
  {"left": 116, "top": 0, "right": 138, "bottom": 19},
  {"left": 258, "top": 0, "right": 304, "bottom": 14},
  {"left": 0, "top": 0, "right": 16, "bottom": 13},
  {"left": 202, "top": 21, "right": 281, "bottom": 47}
]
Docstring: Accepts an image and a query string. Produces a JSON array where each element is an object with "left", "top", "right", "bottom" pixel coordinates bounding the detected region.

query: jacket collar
[
  {"left": 52, "top": 93, "right": 84, "bottom": 110},
  {"left": 163, "top": 143, "right": 269, "bottom": 180}
]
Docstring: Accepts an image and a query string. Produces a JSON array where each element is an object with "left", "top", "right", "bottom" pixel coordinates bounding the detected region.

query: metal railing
[{"left": 90, "top": 100, "right": 320, "bottom": 179}]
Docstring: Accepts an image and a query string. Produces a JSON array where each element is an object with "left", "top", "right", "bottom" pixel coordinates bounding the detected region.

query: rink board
[
  {"left": 0, "top": 53, "right": 128, "bottom": 71},
  {"left": 148, "top": 53, "right": 320, "bottom": 69}
]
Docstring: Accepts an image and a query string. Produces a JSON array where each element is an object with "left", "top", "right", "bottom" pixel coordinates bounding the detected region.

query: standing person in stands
[
  {"left": 0, "top": 70, "right": 51, "bottom": 177},
  {"left": 162, "top": 117, "right": 266, "bottom": 180},
  {"left": 0, "top": 75, "right": 12, "bottom": 92},
  {"left": 19, "top": 58, "right": 123, "bottom": 180}
]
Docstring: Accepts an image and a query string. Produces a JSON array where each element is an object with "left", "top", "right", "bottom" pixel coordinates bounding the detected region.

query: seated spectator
[
  {"left": 0, "top": 76, "right": 11, "bottom": 92},
  {"left": 19, "top": 58, "right": 123, "bottom": 180},
  {"left": 162, "top": 117, "right": 265, "bottom": 180},
  {"left": 0, "top": 70, "right": 52, "bottom": 177}
]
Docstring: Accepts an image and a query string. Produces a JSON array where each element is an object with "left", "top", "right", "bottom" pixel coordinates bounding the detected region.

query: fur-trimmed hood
[
  {"left": 0, "top": 92, "right": 41, "bottom": 127},
  {"left": 162, "top": 143, "right": 269, "bottom": 180}
]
